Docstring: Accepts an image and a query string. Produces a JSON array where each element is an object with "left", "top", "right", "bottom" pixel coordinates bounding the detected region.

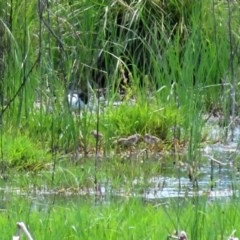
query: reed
[
  {"left": 1, "top": 1, "right": 240, "bottom": 239},
  {"left": 1, "top": 0, "right": 239, "bottom": 150}
]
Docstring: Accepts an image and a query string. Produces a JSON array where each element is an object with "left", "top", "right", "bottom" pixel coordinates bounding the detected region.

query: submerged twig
[
  {"left": 228, "top": 229, "right": 239, "bottom": 240},
  {"left": 12, "top": 222, "right": 34, "bottom": 240},
  {"left": 168, "top": 230, "right": 188, "bottom": 240},
  {"left": 205, "top": 154, "right": 228, "bottom": 167}
]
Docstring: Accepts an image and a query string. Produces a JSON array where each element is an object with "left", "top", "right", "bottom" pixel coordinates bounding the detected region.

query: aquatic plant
[{"left": 2, "top": 195, "right": 240, "bottom": 239}]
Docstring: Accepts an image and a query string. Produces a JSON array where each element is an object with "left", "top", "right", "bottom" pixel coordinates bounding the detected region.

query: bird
[
  {"left": 113, "top": 137, "right": 130, "bottom": 147},
  {"left": 67, "top": 90, "right": 88, "bottom": 111},
  {"left": 143, "top": 133, "right": 161, "bottom": 158},
  {"left": 12, "top": 222, "right": 34, "bottom": 240},
  {"left": 113, "top": 134, "right": 141, "bottom": 156},
  {"left": 126, "top": 134, "right": 141, "bottom": 145},
  {"left": 90, "top": 130, "right": 103, "bottom": 141},
  {"left": 113, "top": 134, "right": 141, "bottom": 147},
  {"left": 90, "top": 130, "right": 104, "bottom": 155},
  {"left": 144, "top": 133, "right": 161, "bottom": 145}
]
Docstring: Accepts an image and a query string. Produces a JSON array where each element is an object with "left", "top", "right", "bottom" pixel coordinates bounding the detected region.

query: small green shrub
[
  {"left": 1, "top": 133, "right": 50, "bottom": 170},
  {"left": 105, "top": 101, "right": 178, "bottom": 139}
]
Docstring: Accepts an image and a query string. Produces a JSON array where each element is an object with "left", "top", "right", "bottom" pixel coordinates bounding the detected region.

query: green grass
[
  {"left": 1, "top": 0, "right": 239, "bottom": 155},
  {"left": 0, "top": 1, "right": 240, "bottom": 239},
  {"left": 1, "top": 152, "right": 167, "bottom": 192},
  {"left": 1, "top": 194, "right": 240, "bottom": 239},
  {"left": 0, "top": 133, "right": 51, "bottom": 170},
  {"left": 0, "top": 96, "right": 180, "bottom": 164},
  {"left": 1, "top": 1, "right": 239, "bottom": 111}
]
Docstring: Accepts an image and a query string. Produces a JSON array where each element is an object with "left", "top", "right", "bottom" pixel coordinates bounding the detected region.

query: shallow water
[
  {"left": 1, "top": 121, "right": 240, "bottom": 202},
  {"left": 142, "top": 123, "right": 240, "bottom": 200}
]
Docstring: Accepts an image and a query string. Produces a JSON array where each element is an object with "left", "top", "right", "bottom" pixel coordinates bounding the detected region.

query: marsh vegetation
[{"left": 1, "top": 0, "right": 240, "bottom": 239}]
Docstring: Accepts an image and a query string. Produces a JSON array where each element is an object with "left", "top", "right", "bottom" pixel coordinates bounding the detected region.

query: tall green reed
[{"left": 1, "top": 0, "right": 240, "bottom": 165}]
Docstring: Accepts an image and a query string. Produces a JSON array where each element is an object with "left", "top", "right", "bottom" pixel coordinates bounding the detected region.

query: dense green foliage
[
  {"left": 0, "top": 1, "right": 240, "bottom": 238},
  {"left": 0, "top": 1, "right": 239, "bottom": 157},
  {"left": 1, "top": 195, "right": 240, "bottom": 239},
  {"left": 0, "top": 0, "right": 239, "bottom": 153}
]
